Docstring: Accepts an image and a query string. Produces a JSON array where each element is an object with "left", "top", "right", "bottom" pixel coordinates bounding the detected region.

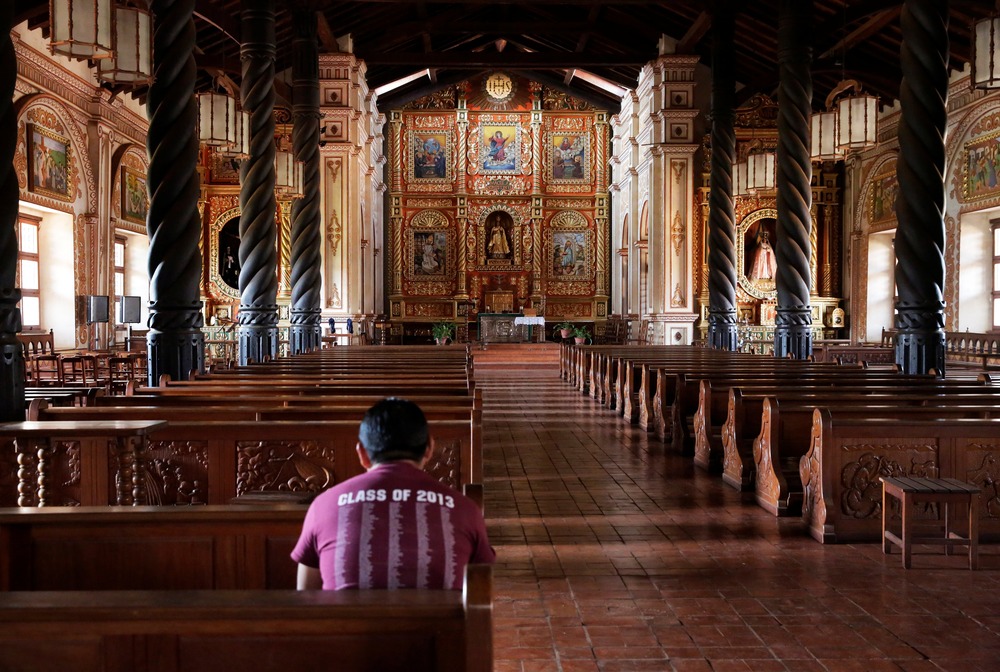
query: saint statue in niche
[
  {"left": 744, "top": 218, "right": 777, "bottom": 283},
  {"left": 486, "top": 212, "right": 513, "bottom": 260}
]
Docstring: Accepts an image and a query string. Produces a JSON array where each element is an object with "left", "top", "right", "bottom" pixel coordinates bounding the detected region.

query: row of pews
[
  {"left": 560, "top": 343, "right": 1000, "bottom": 545},
  {"left": 0, "top": 345, "right": 491, "bottom": 672}
]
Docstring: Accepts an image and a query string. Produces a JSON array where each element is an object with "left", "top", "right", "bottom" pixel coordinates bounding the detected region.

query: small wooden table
[
  {"left": 0, "top": 420, "right": 167, "bottom": 507},
  {"left": 881, "top": 476, "right": 981, "bottom": 569}
]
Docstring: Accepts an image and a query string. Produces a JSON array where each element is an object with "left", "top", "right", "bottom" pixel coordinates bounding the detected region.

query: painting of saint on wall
[
  {"left": 218, "top": 217, "right": 241, "bottom": 290},
  {"left": 965, "top": 131, "right": 1000, "bottom": 201},
  {"left": 869, "top": 170, "right": 898, "bottom": 225},
  {"left": 122, "top": 167, "right": 149, "bottom": 225},
  {"left": 208, "top": 148, "right": 240, "bottom": 184},
  {"left": 743, "top": 218, "right": 777, "bottom": 284},
  {"left": 28, "top": 124, "right": 71, "bottom": 202},
  {"left": 413, "top": 231, "right": 447, "bottom": 277},
  {"left": 551, "top": 231, "right": 588, "bottom": 278},
  {"left": 481, "top": 125, "right": 518, "bottom": 172},
  {"left": 412, "top": 133, "right": 448, "bottom": 179},
  {"left": 552, "top": 134, "right": 587, "bottom": 180}
]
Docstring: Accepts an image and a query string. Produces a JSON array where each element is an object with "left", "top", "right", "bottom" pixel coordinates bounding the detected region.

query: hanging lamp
[
  {"left": 198, "top": 92, "right": 237, "bottom": 147},
  {"left": 275, "top": 148, "right": 303, "bottom": 198},
  {"left": 746, "top": 149, "right": 775, "bottom": 193},
  {"left": 835, "top": 81, "right": 878, "bottom": 151},
  {"left": 97, "top": 4, "right": 152, "bottom": 84},
  {"left": 809, "top": 109, "right": 841, "bottom": 161},
  {"left": 973, "top": 11, "right": 1000, "bottom": 89},
  {"left": 733, "top": 160, "right": 749, "bottom": 197},
  {"left": 49, "top": 0, "right": 114, "bottom": 60}
]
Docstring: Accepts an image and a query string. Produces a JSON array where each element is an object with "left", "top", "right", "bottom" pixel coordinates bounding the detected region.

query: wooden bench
[
  {"left": 752, "top": 398, "right": 1000, "bottom": 516},
  {"left": 880, "top": 476, "right": 980, "bottom": 569},
  {"left": 0, "top": 504, "right": 307, "bottom": 590},
  {"left": 0, "top": 418, "right": 479, "bottom": 508},
  {"left": 800, "top": 410, "right": 1000, "bottom": 543},
  {"left": 0, "top": 564, "right": 492, "bottom": 672}
]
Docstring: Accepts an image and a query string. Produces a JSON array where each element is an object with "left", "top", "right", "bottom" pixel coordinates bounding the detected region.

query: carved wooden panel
[
  {"left": 425, "top": 439, "right": 460, "bottom": 491},
  {"left": 236, "top": 441, "right": 337, "bottom": 495}
]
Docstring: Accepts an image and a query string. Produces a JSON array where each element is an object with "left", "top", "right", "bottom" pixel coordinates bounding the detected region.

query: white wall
[
  {"left": 22, "top": 203, "right": 76, "bottom": 349},
  {"left": 866, "top": 231, "right": 895, "bottom": 343},
  {"left": 957, "top": 209, "right": 993, "bottom": 333}
]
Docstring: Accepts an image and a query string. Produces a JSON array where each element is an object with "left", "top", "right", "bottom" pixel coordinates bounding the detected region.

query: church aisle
[{"left": 477, "top": 360, "right": 1000, "bottom": 672}]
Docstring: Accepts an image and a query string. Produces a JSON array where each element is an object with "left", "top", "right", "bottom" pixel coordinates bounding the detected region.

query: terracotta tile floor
[{"left": 477, "top": 360, "right": 1000, "bottom": 672}]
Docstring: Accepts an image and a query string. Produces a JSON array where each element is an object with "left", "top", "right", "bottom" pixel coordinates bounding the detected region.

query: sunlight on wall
[
  {"left": 958, "top": 210, "right": 992, "bottom": 333},
  {"left": 866, "top": 231, "right": 895, "bottom": 343},
  {"left": 123, "top": 230, "right": 149, "bottom": 326},
  {"left": 21, "top": 203, "right": 76, "bottom": 349}
]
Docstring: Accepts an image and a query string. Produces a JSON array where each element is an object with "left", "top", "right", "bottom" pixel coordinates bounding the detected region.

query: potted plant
[
  {"left": 571, "top": 325, "right": 591, "bottom": 344},
  {"left": 431, "top": 321, "right": 455, "bottom": 345},
  {"left": 554, "top": 321, "right": 574, "bottom": 339}
]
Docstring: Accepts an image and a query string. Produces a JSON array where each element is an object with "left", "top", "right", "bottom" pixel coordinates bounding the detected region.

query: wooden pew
[
  {"left": 0, "top": 564, "right": 492, "bottom": 672},
  {"left": 718, "top": 386, "right": 1000, "bottom": 492},
  {"left": 800, "top": 411, "right": 1000, "bottom": 543},
  {"left": 0, "top": 419, "right": 478, "bottom": 508},
  {"left": 692, "top": 373, "right": 993, "bottom": 473},
  {"left": 753, "top": 398, "right": 1000, "bottom": 517},
  {"left": 0, "top": 504, "right": 306, "bottom": 590}
]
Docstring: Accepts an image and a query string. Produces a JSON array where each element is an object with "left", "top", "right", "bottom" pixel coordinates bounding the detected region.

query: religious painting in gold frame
[
  {"left": 27, "top": 124, "right": 72, "bottom": 202},
  {"left": 411, "top": 230, "right": 448, "bottom": 279},
  {"left": 480, "top": 124, "right": 519, "bottom": 173},
  {"left": 410, "top": 131, "right": 449, "bottom": 180},
  {"left": 869, "top": 166, "right": 897, "bottom": 226},
  {"left": 121, "top": 166, "right": 149, "bottom": 225},
  {"left": 964, "top": 128, "right": 1000, "bottom": 203},
  {"left": 550, "top": 133, "right": 588, "bottom": 181},
  {"left": 551, "top": 230, "right": 590, "bottom": 279}
]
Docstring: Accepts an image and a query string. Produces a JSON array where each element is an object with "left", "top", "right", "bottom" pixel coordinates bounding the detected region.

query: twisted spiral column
[
  {"left": 237, "top": 0, "right": 279, "bottom": 364},
  {"left": 289, "top": 10, "right": 322, "bottom": 354},
  {"left": 773, "top": 0, "right": 814, "bottom": 359},
  {"left": 894, "top": 0, "right": 948, "bottom": 375},
  {"left": 707, "top": 7, "right": 738, "bottom": 351},
  {"left": 0, "top": 3, "right": 25, "bottom": 420},
  {"left": 146, "top": 0, "right": 204, "bottom": 383}
]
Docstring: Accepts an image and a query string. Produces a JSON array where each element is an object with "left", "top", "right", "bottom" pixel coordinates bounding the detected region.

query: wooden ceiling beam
[
  {"left": 315, "top": 11, "right": 339, "bottom": 53},
  {"left": 193, "top": 8, "right": 241, "bottom": 46},
  {"left": 817, "top": 7, "right": 900, "bottom": 61},
  {"left": 362, "top": 52, "right": 650, "bottom": 67},
  {"left": 676, "top": 11, "right": 711, "bottom": 54}
]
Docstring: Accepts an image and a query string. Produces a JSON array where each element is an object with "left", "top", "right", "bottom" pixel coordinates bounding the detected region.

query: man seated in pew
[{"left": 293, "top": 398, "right": 494, "bottom": 590}]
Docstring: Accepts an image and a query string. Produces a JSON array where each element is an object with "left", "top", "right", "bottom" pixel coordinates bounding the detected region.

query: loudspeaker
[
  {"left": 86, "top": 295, "right": 109, "bottom": 324},
  {"left": 118, "top": 295, "right": 142, "bottom": 324}
]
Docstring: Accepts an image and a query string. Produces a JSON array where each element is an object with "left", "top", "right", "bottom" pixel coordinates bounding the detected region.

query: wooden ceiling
[{"left": 12, "top": 1, "right": 991, "bottom": 112}]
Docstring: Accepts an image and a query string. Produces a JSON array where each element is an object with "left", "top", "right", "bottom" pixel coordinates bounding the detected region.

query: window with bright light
[
  {"left": 992, "top": 221, "right": 1000, "bottom": 330},
  {"left": 114, "top": 235, "right": 126, "bottom": 324},
  {"left": 17, "top": 213, "right": 41, "bottom": 329}
]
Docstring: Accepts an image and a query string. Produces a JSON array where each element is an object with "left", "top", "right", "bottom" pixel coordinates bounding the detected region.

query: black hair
[{"left": 358, "top": 398, "right": 429, "bottom": 464}]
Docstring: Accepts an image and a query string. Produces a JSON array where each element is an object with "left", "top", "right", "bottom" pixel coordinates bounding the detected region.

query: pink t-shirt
[{"left": 291, "top": 462, "right": 495, "bottom": 590}]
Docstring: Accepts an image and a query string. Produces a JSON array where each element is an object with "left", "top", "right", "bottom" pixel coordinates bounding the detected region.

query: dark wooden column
[
  {"left": 237, "top": 0, "right": 279, "bottom": 364},
  {"left": 894, "top": 0, "right": 949, "bottom": 375},
  {"left": 773, "top": 0, "right": 814, "bottom": 359},
  {"left": 289, "top": 9, "right": 322, "bottom": 354},
  {"left": 146, "top": 0, "right": 205, "bottom": 384},
  {"left": 707, "top": 5, "right": 739, "bottom": 351},
  {"left": 0, "top": 2, "right": 25, "bottom": 421}
]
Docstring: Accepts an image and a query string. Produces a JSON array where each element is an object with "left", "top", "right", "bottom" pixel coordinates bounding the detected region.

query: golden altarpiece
[
  {"left": 694, "top": 95, "right": 843, "bottom": 350},
  {"left": 386, "top": 73, "right": 610, "bottom": 342}
]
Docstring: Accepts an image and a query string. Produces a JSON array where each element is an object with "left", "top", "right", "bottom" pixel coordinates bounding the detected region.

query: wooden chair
[
  {"left": 31, "top": 354, "right": 63, "bottom": 387},
  {"left": 108, "top": 356, "right": 135, "bottom": 394},
  {"left": 60, "top": 355, "right": 102, "bottom": 387}
]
